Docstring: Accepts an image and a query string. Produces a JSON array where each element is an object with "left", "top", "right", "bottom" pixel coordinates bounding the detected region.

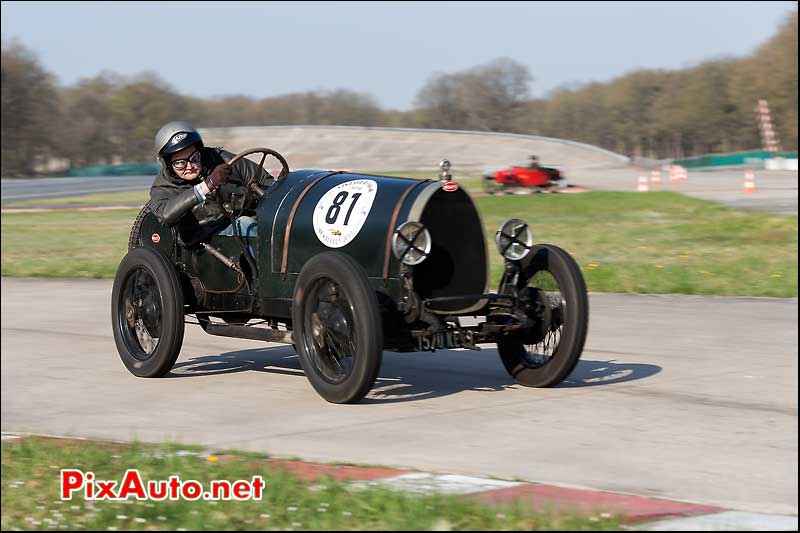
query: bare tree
[
  {"left": 107, "top": 73, "right": 189, "bottom": 161},
  {"left": 413, "top": 57, "right": 532, "bottom": 131},
  {"left": 59, "top": 74, "right": 119, "bottom": 166},
  {"left": 1, "top": 40, "right": 61, "bottom": 176}
]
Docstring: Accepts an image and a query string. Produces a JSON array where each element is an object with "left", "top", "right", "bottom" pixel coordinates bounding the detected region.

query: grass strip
[
  {"left": 1, "top": 437, "right": 620, "bottom": 531},
  {"left": 1, "top": 192, "right": 796, "bottom": 296},
  {"left": 477, "top": 191, "right": 797, "bottom": 297},
  {"left": 3, "top": 190, "right": 150, "bottom": 208}
]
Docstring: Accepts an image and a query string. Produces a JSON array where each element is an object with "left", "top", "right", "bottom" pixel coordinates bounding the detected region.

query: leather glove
[{"left": 206, "top": 163, "right": 231, "bottom": 192}]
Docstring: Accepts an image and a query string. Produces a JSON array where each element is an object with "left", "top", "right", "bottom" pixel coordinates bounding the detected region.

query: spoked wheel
[
  {"left": 112, "top": 247, "right": 184, "bottom": 377},
  {"left": 306, "top": 278, "right": 358, "bottom": 383},
  {"left": 293, "top": 252, "right": 382, "bottom": 403},
  {"left": 127, "top": 203, "right": 151, "bottom": 252},
  {"left": 122, "top": 268, "right": 161, "bottom": 355},
  {"left": 497, "top": 244, "right": 588, "bottom": 387}
]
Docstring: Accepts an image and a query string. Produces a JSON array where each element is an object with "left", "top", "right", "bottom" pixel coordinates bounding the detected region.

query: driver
[
  {"left": 528, "top": 155, "right": 541, "bottom": 170},
  {"left": 150, "top": 120, "right": 270, "bottom": 246}
]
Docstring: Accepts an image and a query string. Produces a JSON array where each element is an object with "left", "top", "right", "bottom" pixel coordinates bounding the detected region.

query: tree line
[{"left": 1, "top": 12, "right": 795, "bottom": 176}]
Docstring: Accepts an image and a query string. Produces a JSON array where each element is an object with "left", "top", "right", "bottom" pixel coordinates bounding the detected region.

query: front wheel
[
  {"left": 292, "top": 252, "right": 383, "bottom": 404},
  {"left": 111, "top": 247, "right": 185, "bottom": 377},
  {"left": 497, "top": 244, "right": 588, "bottom": 387}
]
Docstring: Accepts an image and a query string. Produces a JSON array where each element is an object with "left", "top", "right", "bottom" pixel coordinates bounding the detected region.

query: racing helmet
[{"left": 154, "top": 120, "right": 204, "bottom": 174}]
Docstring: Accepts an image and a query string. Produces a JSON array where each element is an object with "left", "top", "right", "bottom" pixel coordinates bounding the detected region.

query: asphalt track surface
[
  {"left": 0, "top": 175, "right": 154, "bottom": 203},
  {"left": 2, "top": 277, "right": 796, "bottom": 516}
]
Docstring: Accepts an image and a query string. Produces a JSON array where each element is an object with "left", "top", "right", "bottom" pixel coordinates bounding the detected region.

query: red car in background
[{"left": 483, "top": 161, "right": 567, "bottom": 194}]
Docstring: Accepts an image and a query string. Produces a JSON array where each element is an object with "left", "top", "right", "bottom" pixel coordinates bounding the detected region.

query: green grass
[
  {"left": 1, "top": 437, "right": 620, "bottom": 531},
  {"left": 1, "top": 191, "right": 796, "bottom": 296},
  {"left": 477, "top": 192, "right": 797, "bottom": 297},
  {"left": 364, "top": 170, "right": 485, "bottom": 194},
  {"left": 1, "top": 209, "right": 137, "bottom": 279},
  {"left": 3, "top": 190, "right": 149, "bottom": 207}
]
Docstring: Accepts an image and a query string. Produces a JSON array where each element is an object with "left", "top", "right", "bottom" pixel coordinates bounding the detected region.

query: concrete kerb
[{"left": 3, "top": 432, "right": 795, "bottom": 530}]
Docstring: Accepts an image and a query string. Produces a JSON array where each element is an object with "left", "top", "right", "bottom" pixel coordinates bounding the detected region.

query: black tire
[
  {"left": 112, "top": 247, "right": 185, "bottom": 377},
  {"left": 497, "top": 244, "right": 588, "bottom": 387},
  {"left": 483, "top": 176, "right": 496, "bottom": 195},
  {"left": 292, "top": 252, "right": 383, "bottom": 404},
  {"left": 128, "top": 203, "right": 152, "bottom": 252}
]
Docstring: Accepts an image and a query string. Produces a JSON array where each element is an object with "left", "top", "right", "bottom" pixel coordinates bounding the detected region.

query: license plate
[{"left": 415, "top": 328, "right": 478, "bottom": 351}]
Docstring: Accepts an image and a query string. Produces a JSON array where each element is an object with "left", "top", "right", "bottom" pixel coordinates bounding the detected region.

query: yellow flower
[{"left": 206, "top": 455, "right": 218, "bottom": 463}]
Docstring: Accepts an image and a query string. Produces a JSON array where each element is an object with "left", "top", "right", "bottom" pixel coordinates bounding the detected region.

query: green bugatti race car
[{"left": 112, "top": 148, "right": 588, "bottom": 403}]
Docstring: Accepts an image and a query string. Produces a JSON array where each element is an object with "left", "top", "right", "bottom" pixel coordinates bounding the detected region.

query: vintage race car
[
  {"left": 112, "top": 148, "right": 588, "bottom": 403},
  {"left": 483, "top": 163, "right": 567, "bottom": 194}
]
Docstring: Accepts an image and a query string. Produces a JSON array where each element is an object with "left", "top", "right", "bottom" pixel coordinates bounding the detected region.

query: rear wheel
[
  {"left": 497, "top": 244, "right": 588, "bottom": 387},
  {"left": 483, "top": 176, "right": 497, "bottom": 195},
  {"left": 292, "top": 253, "right": 383, "bottom": 403},
  {"left": 112, "top": 247, "right": 185, "bottom": 377},
  {"left": 127, "top": 203, "right": 152, "bottom": 251}
]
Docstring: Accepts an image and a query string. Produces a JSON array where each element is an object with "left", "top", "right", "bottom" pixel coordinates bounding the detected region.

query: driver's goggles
[{"left": 170, "top": 150, "right": 201, "bottom": 170}]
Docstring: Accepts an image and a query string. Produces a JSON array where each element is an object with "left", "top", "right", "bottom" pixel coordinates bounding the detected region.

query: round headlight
[
  {"left": 392, "top": 221, "right": 432, "bottom": 266},
  {"left": 495, "top": 218, "right": 533, "bottom": 261}
]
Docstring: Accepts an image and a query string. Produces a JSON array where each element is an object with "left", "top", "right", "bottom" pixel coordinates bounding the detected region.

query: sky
[{"left": 2, "top": 1, "right": 796, "bottom": 110}]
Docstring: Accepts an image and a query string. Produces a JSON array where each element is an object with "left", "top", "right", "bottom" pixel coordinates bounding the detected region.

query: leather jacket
[{"left": 149, "top": 147, "right": 270, "bottom": 246}]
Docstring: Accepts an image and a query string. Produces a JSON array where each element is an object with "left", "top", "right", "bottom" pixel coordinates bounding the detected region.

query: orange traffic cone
[
  {"left": 651, "top": 170, "right": 662, "bottom": 186},
  {"left": 743, "top": 170, "right": 756, "bottom": 193},
  {"left": 638, "top": 174, "right": 649, "bottom": 192},
  {"left": 669, "top": 165, "right": 688, "bottom": 182}
]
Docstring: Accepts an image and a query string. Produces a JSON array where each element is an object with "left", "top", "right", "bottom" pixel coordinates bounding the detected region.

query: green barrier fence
[{"left": 64, "top": 163, "right": 160, "bottom": 177}]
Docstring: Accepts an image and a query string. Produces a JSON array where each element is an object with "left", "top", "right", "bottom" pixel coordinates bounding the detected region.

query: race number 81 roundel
[{"left": 313, "top": 180, "right": 378, "bottom": 248}]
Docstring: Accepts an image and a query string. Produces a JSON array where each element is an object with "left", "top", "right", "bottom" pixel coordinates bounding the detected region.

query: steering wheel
[{"left": 217, "top": 147, "right": 290, "bottom": 219}]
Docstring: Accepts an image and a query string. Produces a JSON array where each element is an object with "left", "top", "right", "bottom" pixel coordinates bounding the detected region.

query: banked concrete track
[{"left": 197, "top": 125, "right": 630, "bottom": 174}]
